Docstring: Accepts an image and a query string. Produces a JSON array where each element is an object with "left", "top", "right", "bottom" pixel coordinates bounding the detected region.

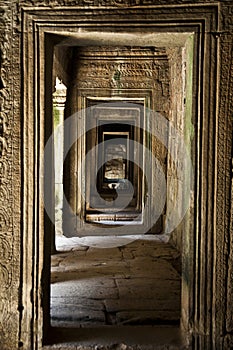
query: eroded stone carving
[
  {"left": 221, "top": 5, "right": 233, "bottom": 31},
  {"left": 0, "top": 2, "right": 232, "bottom": 349},
  {"left": 222, "top": 34, "right": 233, "bottom": 336},
  {"left": 0, "top": 0, "right": 20, "bottom": 348},
  {"left": 75, "top": 47, "right": 170, "bottom": 103},
  {"left": 18, "top": 0, "right": 230, "bottom": 7},
  {"left": 207, "top": 27, "right": 233, "bottom": 346}
]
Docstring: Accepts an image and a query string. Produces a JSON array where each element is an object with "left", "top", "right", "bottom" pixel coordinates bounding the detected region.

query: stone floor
[{"left": 51, "top": 235, "right": 181, "bottom": 328}]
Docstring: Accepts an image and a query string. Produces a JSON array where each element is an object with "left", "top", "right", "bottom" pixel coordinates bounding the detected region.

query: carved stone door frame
[{"left": 19, "top": 4, "right": 225, "bottom": 349}]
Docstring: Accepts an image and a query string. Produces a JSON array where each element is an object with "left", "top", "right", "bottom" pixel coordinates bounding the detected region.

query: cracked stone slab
[
  {"left": 59, "top": 254, "right": 127, "bottom": 271},
  {"left": 118, "top": 241, "right": 180, "bottom": 262},
  {"left": 51, "top": 297, "right": 104, "bottom": 311},
  {"left": 115, "top": 310, "right": 180, "bottom": 325},
  {"left": 51, "top": 237, "right": 181, "bottom": 328},
  {"left": 51, "top": 306, "right": 105, "bottom": 325},
  {"left": 53, "top": 260, "right": 130, "bottom": 278},
  {"left": 85, "top": 247, "right": 123, "bottom": 260},
  {"left": 116, "top": 278, "right": 180, "bottom": 299},
  {"left": 51, "top": 279, "right": 118, "bottom": 299},
  {"left": 104, "top": 299, "right": 180, "bottom": 313},
  {"left": 128, "top": 258, "right": 181, "bottom": 279}
]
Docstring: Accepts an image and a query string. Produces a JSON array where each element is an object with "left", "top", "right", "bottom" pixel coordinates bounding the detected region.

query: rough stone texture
[
  {"left": 17, "top": 0, "right": 233, "bottom": 6},
  {"left": 166, "top": 47, "right": 185, "bottom": 253},
  {"left": 43, "top": 343, "right": 185, "bottom": 350},
  {"left": 41, "top": 324, "right": 187, "bottom": 349},
  {"left": 227, "top": 159, "right": 233, "bottom": 334},
  {"left": 51, "top": 238, "right": 181, "bottom": 327},
  {"left": 0, "top": 2, "right": 232, "bottom": 350},
  {"left": 215, "top": 6, "right": 233, "bottom": 346},
  {"left": 0, "top": 1, "right": 21, "bottom": 350}
]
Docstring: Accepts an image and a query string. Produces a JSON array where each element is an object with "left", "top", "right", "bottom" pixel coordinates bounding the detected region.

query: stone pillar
[{"left": 53, "top": 77, "right": 67, "bottom": 238}]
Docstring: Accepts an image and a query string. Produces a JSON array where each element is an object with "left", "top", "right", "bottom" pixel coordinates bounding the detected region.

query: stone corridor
[{"left": 51, "top": 236, "right": 181, "bottom": 328}]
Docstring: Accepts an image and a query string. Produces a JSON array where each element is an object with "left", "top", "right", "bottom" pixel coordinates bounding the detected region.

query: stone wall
[
  {"left": 167, "top": 43, "right": 194, "bottom": 254},
  {"left": 0, "top": 1, "right": 21, "bottom": 349},
  {"left": 0, "top": 1, "right": 232, "bottom": 350}
]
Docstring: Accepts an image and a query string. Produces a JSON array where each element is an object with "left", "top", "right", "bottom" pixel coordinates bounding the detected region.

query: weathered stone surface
[
  {"left": 51, "top": 240, "right": 181, "bottom": 327},
  {"left": 116, "top": 279, "right": 180, "bottom": 300},
  {"left": 51, "top": 279, "right": 118, "bottom": 299},
  {"left": 0, "top": 2, "right": 232, "bottom": 350},
  {"left": 128, "top": 258, "right": 180, "bottom": 279},
  {"left": 85, "top": 248, "right": 123, "bottom": 260},
  {"left": 104, "top": 299, "right": 180, "bottom": 312},
  {"left": 51, "top": 254, "right": 130, "bottom": 278},
  {"left": 51, "top": 297, "right": 104, "bottom": 310},
  {"left": 51, "top": 306, "right": 105, "bottom": 326},
  {"left": 116, "top": 310, "right": 180, "bottom": 324},
  {"left": 42, "top": 326, "right": 185, "bottom": 349}
]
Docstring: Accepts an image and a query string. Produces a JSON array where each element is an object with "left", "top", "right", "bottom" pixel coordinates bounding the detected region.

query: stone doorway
[
  {"left": 19, "top": 6, "right": 224, "bottom": 348},
  {"left": 49, "top": 41, "right": 193, "bottom": 340},
  {"left": 54, "top": 44, "right": 193, "bottom": 238}
]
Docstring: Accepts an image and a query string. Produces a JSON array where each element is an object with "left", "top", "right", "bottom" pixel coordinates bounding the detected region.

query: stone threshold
[{"left": 43, "top": 325, "right": 187, "bottom": 350}]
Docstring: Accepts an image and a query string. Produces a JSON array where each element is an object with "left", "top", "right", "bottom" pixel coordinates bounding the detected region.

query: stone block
[
  {"left": 104, "top": 299, "right": 180, "bottom": 313},
  {"left": 115, "top": 310, "right": 180, "bottom": 325},
  {"left": 51, "top": 279, "right": 118, "bottom": 299},
  {"left": 116, "top": 278, "right": 180, "bottom": 300}
]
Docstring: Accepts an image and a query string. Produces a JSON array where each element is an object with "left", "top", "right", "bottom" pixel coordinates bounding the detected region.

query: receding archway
[
  {"left": 46, "top": 33, "right": 195, "bottom": 344},
  {"left": 20, "top": 5, "right": 220, "bottom": 349}
]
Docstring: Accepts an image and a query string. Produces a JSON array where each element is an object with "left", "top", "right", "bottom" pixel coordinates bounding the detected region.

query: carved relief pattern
[
  {"left": 75, "top": 49, "right": 170, "bottom": 120},
  {"left": 0, "top": 1, "right": 230, "bottom": 349},
  {"left": 18, "top": 0, "right": 231, "bottom": 7},
  {"left": 76, "top": 50, "right": 170, "bottom": 107},
  {"left": 221, "top": 4, "right": 233, "bottom": 32},
  {"left": 224, "top": 34, "right": 233, "bottom": 335},
  {"left": 227, "top": 156, "right": 233, "bottom": 335},
  {"left": 216, "top": 32, "right": 233, "bottom": 341},
  {"left": 0, "top": 0, "right": 20, "bottom": 348}
]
